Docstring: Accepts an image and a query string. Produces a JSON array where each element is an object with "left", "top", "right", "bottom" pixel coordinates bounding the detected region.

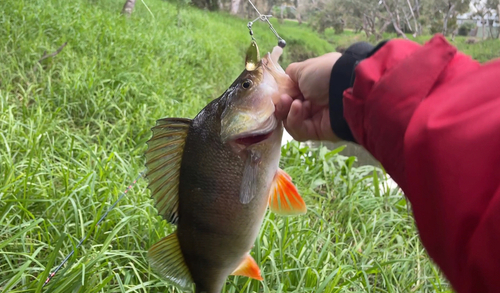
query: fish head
[{"left": 220, "top": 41, "right": 299, "bottom": 150}]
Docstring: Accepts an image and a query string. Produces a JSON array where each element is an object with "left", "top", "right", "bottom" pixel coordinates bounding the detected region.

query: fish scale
[{"left": 177, "top": 101, "right": 280, "bottom": 293}]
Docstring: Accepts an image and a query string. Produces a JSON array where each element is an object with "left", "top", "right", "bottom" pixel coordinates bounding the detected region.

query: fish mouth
[
  {"left": 234, "top": 131, "right": 274, "bottom": 147},
  {"left": 227, "top": 115, "right": 277, "bottom": 148}
]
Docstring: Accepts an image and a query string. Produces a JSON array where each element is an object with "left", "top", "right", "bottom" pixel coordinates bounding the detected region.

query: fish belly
[
  {"left": 176, "top": 105, "right": 283, "bottom": 293},
  {"left": 177, "top": 190, "right": 269, "bottom": 293}
]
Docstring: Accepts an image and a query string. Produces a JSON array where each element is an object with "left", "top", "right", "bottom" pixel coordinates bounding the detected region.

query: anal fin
[
  {"left": 147, "top": 232, "right": 194, "bottom": 290},
  {"left": 268, "top": 168, "right": 307, "bottom": 215},
  {"left": 231, "top": 253, "right": 263, "bottom": 281}
]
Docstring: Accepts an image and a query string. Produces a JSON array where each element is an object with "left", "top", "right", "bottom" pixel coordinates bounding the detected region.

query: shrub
[{"left": 458, "top": 22, "right": 476, "bottom": 36}]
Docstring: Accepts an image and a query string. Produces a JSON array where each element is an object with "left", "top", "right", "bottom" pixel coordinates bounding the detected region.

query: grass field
[
  {"left": 320, "top": 27, "right": 500, "bottom": 63},
  {"left": 2, "top": 0, "right": 498, "bottom": 292}
]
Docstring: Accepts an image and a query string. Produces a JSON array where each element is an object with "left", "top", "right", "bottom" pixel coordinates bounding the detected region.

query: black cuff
[{"left": 329, "top": 40, "right": 388, "bottom": 143}]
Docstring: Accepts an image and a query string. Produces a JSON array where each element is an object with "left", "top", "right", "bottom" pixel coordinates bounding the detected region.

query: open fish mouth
[
  {"left": 229, "top": 115, "right": 277, "bottom": 147},
  {"left": 234, "top": 131, "right": 274, "bottom": 147}
]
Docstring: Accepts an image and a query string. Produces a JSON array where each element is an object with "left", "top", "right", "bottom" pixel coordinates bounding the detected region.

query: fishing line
[
  {"left": 42, "top": 171, "right": 145, "bottom": 287},
  {"left": 43, "top": 3, "right": 284, "bottom": 288},
  {"left": 246, "top": 0, "right": 286, "bottom": 48}
]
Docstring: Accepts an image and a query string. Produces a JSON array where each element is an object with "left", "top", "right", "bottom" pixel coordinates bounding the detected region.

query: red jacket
[{"left": 342, "top": 35, "right": 500, "bottom": 292}]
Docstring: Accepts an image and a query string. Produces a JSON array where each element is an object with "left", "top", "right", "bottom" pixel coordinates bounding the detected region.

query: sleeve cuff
[{"left": 329, "top": 41, "right": 388, "bottom": 142}]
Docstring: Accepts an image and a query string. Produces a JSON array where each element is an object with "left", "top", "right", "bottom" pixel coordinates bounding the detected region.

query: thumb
[{"left": 285, "top": 62, "right": 303, "bottom": 84}]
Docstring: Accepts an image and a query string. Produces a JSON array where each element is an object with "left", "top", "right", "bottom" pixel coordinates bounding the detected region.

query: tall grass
[{"left": 0, "top": 0, "right": 456, "bottom": 292}]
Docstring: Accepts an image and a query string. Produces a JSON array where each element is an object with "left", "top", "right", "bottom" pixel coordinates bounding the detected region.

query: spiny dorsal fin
[
  {"left": 231, "top": 253, "right": 263, "bottom": 281},
  {"left": 268, "top": 168, "right": 307, "bottom": 216},
  {"left": 145, "top": 118, "right": 191, "bottom": 224},
  {"left": 147, "top": 232, "right": 194, "bottom": 290}
]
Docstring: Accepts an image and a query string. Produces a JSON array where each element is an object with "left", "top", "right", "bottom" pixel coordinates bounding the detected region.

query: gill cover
[{"left": 220, "top": 41, "right": 278, "bottom": 143}]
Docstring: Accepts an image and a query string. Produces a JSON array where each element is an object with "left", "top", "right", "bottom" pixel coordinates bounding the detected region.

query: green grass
[
  {"left": 442, "top": 37, "right": 500, "bottom": 63},
  {"left": 321, "top": 28, "right": 500, "bottom": 63},
  {"left": 402, "top": 34, "right": 500, "bottom": 63},
  {"left": 2, "top": 0, "right": 492, "bottom": 292}
]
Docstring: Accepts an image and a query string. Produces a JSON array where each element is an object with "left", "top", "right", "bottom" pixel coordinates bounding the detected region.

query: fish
[{"left": 144, "top": 41, "right": 307, "bottom": 293}]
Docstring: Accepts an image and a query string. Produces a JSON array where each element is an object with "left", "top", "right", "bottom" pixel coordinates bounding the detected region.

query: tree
[
  {"left": 334, "top": 0, "right": 390, "bottom": 40},
  {"left": 442, "top": 1, "right": 457, "bottom": 36},
  {"left": 445, "top": 0, "right": 469, "bottom": 35},
  {"left": 295, "top": 0, "right": 303, "bottom": 24},
  {"left": 403, "top": 0, "right": 420, "bottom": 36},
  {"left": 302, "top": 0, "right": 337, "bottom": 33},
  {"left": 472, "top": 0, "right": 494, "bottom": 39},
  {"left": 192, "top": 0, "right": 219, "bottom": 11},
  {"left": 381, "top": 0, "right": 409, "bottom": 39},
  {"left": 485, "top": 0, "right": 500, "bottom": 39},
  {"left": 419, "top": 0, "right": 469, "bottom": 36},
  {"left": 440, "top": 0, "right": 468, "bottom": 36},
  {"left": 121, "top": 0, "right": 137, "bottom": 16},
  {"left": 411, "top": 0, "right": 422, "bottom": 35},
  {"left": 230, "top": 0, "right": 241, "bottom": 14}
]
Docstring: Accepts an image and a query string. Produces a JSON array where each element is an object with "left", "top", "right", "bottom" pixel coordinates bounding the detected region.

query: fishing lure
[
  {"left": 246, "top": 0, "right": 287, "bottom": 48},
  {"left": 42, "top": 1, "right": 287, "bottom": 288}
]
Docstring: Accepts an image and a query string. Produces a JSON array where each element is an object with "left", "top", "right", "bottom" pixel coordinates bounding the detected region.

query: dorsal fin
[
  {"left": 147, "top": 232, "right": 194, "bottom": 290},
  {"left": 145, "top": 118, "right": 191, "bottom": 224}
]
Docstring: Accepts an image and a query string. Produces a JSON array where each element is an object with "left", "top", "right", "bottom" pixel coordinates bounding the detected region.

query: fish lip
[
  {"left": 232, "top": 129, "right": 275, "bottom": 147},
  {"left": 226, "top": 115, "right": 278, "bottom": 148},
  {"left": 262, "top": 48, "right": 284, "bottom": 74}
]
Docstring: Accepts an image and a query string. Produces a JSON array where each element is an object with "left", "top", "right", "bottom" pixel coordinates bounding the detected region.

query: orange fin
[
  {"left": 268, "top": 168, "right": 307, "bottom": 215},
  {"left": 231, "top": 254, "right": 263, "bottom": 281}
]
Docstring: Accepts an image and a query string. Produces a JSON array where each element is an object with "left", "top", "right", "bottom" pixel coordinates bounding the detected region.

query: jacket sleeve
[{"left": 336, "top": 34, "right": 500, "bottom": 292}]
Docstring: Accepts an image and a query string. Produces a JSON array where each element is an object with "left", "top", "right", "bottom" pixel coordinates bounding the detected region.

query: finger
[
  {"left": 274, "top": 94, "right": 293, "bottom": 121},
  {"left": 285, "top": 62, "right": 302, "bottom": 83},
  {"left": 283, "top": 100, "right": 303, "bottom": 140},
  {"left": 294, "top": 93, "right": 305, "bottom": 101},
  {"left": 319, "top": 108, "right": 338, "bottom": 142},
  {"left": 284, "top": 100, "right": 313, "bottom": 142},
  {"left": 301, "top": 100, "right": 312, "bottom": 120}
]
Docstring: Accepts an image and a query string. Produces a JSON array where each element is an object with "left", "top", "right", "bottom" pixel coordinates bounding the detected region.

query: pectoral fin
[
  {"left": 268, "top": 168, "right": 307, "bottom": 215},
  {"left": 231, "top": 254, "right": 263, "bottom": 281},
  {"left": 239, "top": 151, "right": 261, "bottom": 204},
  {"left": 147, "top": 232, "right": 194, "bottom": 290}
]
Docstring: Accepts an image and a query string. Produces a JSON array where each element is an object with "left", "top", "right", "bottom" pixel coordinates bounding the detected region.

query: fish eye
[{"left": 241, "top": 80, "right": 252, "bottom": 89}]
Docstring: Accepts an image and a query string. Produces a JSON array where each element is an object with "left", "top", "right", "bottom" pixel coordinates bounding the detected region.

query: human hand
[{"left": 275, "top": 52, "right": 342, "bottom": 142}]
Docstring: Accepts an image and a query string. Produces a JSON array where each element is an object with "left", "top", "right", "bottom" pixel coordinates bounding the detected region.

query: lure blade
[{"left": 245, "top": 41, "right": 260, "bottom": 71}]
